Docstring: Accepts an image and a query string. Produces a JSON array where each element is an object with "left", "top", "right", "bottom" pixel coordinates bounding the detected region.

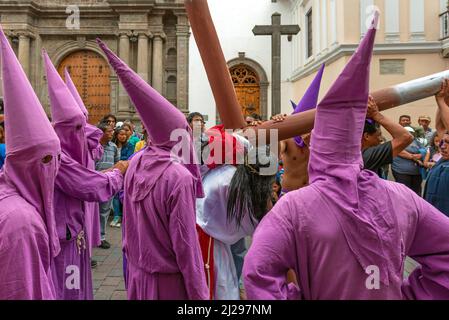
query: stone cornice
[{"left": 290, "top": 42, "right": 444, "bottom": 82}]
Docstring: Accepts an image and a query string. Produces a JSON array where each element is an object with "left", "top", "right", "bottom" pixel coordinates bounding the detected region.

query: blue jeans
[
  {"left": 99, "top": 199, "right": 113, "bottom": 241},
  {"left": 112, "top": 195, "right": 122, "bottom": 218}
]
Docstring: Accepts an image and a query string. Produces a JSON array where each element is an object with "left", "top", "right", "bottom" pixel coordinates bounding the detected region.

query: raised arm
[
  {"left": 435, "top": 79, "right": 449, "bottom": 136},
  {"left": 56, "top": 153, "right": 125, "bottom": 202},
  {"left": 243, "top": 201, "right": 300, "bottom": 300},
  {"left": 402, "top": 195, "right": 449, "bottom": 300},
  {"left": 368, "top": 96, "right": 413, "bottom": 158},
  {"left": 169, "top": 175, "right": 209, "bottom": 300}
]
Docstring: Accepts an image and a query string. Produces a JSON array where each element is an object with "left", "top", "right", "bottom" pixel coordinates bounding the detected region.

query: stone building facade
[{"left": 0, "top": 0, "right": 190, "bottom": 125}]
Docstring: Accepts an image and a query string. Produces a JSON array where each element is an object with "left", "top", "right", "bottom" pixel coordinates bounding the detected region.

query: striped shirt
[{"left": 95, "top": 141, "right": 119, "bottom": 171}]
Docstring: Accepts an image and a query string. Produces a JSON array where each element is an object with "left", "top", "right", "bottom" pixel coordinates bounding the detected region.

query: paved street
[{"left": 92, "top": 224, "right": 127, "bottom": 300}]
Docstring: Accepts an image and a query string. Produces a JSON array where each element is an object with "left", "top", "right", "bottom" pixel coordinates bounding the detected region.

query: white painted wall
[{"left": 188, "top": 0, "right": 295, "bottom": 127}]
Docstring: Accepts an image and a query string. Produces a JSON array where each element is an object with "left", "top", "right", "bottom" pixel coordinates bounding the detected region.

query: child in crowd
[
  {"left": 110, "top": 126, "right": 134, "bottom": 227},
  {"left": 424, "top": 132, "right": 442, "bottom": 170}
]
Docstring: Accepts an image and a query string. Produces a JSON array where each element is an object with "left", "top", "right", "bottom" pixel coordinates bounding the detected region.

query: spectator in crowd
[
  {"left": 392, "top": 126, "right": 425, "bottom": 196},
  {"left": 100, "top": 114, "right": 117, "bottom": 129},
  {"left": 424, "top": 79, "right": 449, "bottom": 217},
  {"left": 0, "top": 121, "right": 5, "bottom": 169},
  {"left": 124, "top": 119, "right": 143, "bottom": 140},
  {"left": 399, "top": 115, "right": 412, "bottom": 127},
  {"left": 187, "top": 112, "right": 206, "bottom": 131},
  {"left": 110, "top": 126, "right": 134, "bottom": 228},
  {"left": 413, "top": 126, "right": 430, "bottom": 180},
  {"left": 424, "top": 132, "right": 442, "bottom": 170},
  {"left": 95, "top": 121, "right": 120, "bottom": 248},
  {"left": 134, "top": 125, "right": 148, "bottom": 153},
  {"left": 188, "top": 112, "right": 208, "bottom": 146},
  {"left": 122, "top": 122, "right": 140, "bottom": 149},
  {"left": 271, "top": 180, "right": 282, "bottom": 204},
  {"left": 362, "top": 96, "right": 413, "bottom": 178},
  {"left": 418, "top": 115, "right": 435, "bottom": 146},
  {"left": 114, "top": 126, "right": 135, "bottom": 161}
]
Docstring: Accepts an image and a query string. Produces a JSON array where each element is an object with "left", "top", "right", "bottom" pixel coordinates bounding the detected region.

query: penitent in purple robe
[
  {"left": 51, "top": 153, "right": 123, "bottom": 300},
  {"left": 44, "top": 52, "right": 123, "bottom": 300},
  {"left": 0, "top": 26, "right": 61, "bottom": 299},
  {"left": 65, "top": 69, "right": 104, "bottom": 251},
  {"left": 98, "top": 38, "right": 208, "bottom": 300},
  {"left": 243, "top": 13, "right": 449, "bottom": 300}
]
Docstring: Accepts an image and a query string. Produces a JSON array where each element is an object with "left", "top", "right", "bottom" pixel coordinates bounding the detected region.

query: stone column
[
  {"left": 118, "top": 33, "right": 130, "bottom": 114},
  {"left": 152, "top": 34, "right": 164, "bottom": 94},
  {"left": 137, "top": 33, "right": 149, "bottom": 82},
  {"left": 18, "top": 34, "right": 30, "bottom": 77},
  {"left": 176, "top": 14, "right": 190, "bottom": 113}
]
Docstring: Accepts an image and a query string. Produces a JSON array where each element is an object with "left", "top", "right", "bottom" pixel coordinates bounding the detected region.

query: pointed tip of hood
[
  {"left": 292, "top": 64, "right": 325, "bottom": 115},
  {"left": 310, "top": 14, "right": 377, "bottom": 173},
  {"left": 43, "top": 51, "right": 84, "bottom": 124},
  {"left": 64, "top": 68, "right": 89, "bottom": 118},
  {"left": 97, "top": 38, "right": 189, "bottom": 146},
  {"left": 0, "top": 25, "right": 59, "bottom": 154},
  {"left": 291, "top": 64, "right": 325, "bottom": 147}
]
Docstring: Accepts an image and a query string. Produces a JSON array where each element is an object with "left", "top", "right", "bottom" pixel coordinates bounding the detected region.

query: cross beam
[{"left": 253, "top": 13, "right": 300, "bottom": 116}]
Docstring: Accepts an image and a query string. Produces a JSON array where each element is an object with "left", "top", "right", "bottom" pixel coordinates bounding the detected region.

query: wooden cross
[{"left": 253, "top": 13, "right": 300, "bottom": 116}]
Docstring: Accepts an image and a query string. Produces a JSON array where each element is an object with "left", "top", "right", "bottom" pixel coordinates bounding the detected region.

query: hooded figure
[
  {"left": 44, "top": 52, "right": 124, "bottom": 300},
  {"left": 0, "top": 27, "right": 60, "bottom": 299},
  {"left": 290, "top": 64, "right": 324, "bottom": 148},
  {"left": 97, "top": 38, "right": 208, "bottom": 300},
  {"left": 243, "top": 13, "right": 449, "bottom": 300},
  {"left": 64, "top": 68, "right": 104, "bottom": 251},
  {"left": 280, "top": 65, "right": 325, "bottom": 194}
]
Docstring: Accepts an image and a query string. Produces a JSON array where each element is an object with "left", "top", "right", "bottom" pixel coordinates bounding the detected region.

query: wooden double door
[
  {"left": 58, "top": 50, "right": 111, "bottom": 125},
  {"left": 230, "top": 64, "right": 261, "bottom": 118}
]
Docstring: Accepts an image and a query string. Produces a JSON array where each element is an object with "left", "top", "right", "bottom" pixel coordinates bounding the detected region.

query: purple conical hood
[
  {"left": 292, "top": 64, "right": 325, "bottom": 115},
  {"left": 97, "top": 38, "right": 204, "bottom": 197},
  {"left": 310, "top": 17, "right": 377, "bottom": 170},
  {"left": 1, "top": 39, "right": 59, "bottom": 154},
  {"left": 291, "top": 64, "right": 325, "bottom": 147},
  {"left": 0, "top": 26, "right": 61, "bottom": 258},
  {"left": 308, "top": 13, "right": 399, "bottom": 286},
  {"left": 43, "top": 51, "right": 85, "bottom": 124},
  {"left": 43, "top": 51, "right": 87, "bottom": 164},
  {"left": 64, "top": 68, "right": 89, "bottom": 119},
  {"left": 96, "top": 39, "right": 188, "bottom": 146}
]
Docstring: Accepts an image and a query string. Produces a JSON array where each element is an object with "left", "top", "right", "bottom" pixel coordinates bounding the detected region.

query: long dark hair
[{"left": 226, "top": 147, "right": 276, "bottom": 227}]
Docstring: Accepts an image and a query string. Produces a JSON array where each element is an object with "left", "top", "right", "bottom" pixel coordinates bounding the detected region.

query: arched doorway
[
  {"left": 57, "top": 50, "right": 111, "bottom": 125},
  {"left": 230, "top": 64, "right": 261, "bottom": 118}
]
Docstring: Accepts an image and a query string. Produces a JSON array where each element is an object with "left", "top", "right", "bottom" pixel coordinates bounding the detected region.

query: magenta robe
[
  {"left": 123, "top": 149, "right": 208, "bottom": 300},
  {"left": 0, "top": 194, "right": 56, "bottom": 300},
  {"left": 84, "top": 124, "right": 104, "bottom": 251},
  {"left": 51, "top": 153, "right": 123, "bottom": 300},
  {"left": 243, "top": 176, "right": 449, "bottom": 300}
]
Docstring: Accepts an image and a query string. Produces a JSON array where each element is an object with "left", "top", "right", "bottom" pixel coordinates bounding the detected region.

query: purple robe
[
  {"left": 0, "top": 26, "right": 61, "bottom": 299},
  {"left": 123, "top": 148, "right": 208, "bottom": 300},
  {"left": 243, "top": 13, "right": 449, "bottom": 300},
  {"left": 97, "top": 38, "right": 208, "bottom": 300},
  {"left": 0, "top": 189, "right": 57, "bottom": 300},
  {"left": 84, "top": 124, "right": 104, "bottom": 250},
  {"left": 51, "top": 153, "right": 123, "bottom": 300},
  {"left": 243, "top": 177, "right": 449, "bottom": 299}
]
